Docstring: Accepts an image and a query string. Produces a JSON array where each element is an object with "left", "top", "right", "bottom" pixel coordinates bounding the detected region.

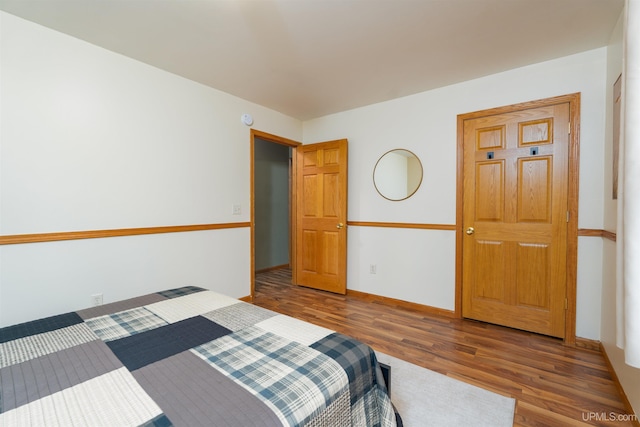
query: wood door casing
[
  {"left": 461, "top": 101, "right": 571, "bottom": 338},
  {"left": 295, "top": 139, "right": 348, "bottom": 294}
]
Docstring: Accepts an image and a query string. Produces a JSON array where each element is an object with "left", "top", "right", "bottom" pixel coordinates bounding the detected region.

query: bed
[{"left": 0, "top": 286, "right": 398, "bottom": 426}]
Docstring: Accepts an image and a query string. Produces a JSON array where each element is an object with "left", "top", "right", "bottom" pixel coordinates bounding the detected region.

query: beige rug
[{"left": 375, "top": 352, "right": 516, "bottom": 427}]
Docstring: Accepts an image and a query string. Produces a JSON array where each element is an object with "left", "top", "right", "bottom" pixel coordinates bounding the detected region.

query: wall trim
[
  {"left": 348, "top": 221, "right": 456, "bottom": 230},
  {"left": 346, "top": 289, "right": 457, "bottom": 318},
  {"left": 578, "top": 228, "right": 617, "bottom": 242},
  {"left": 0, "top": 222, "right": 251, "bottom": 246},
  {"left": 575, "top": 337, "right": 602, "bottom": 352}
]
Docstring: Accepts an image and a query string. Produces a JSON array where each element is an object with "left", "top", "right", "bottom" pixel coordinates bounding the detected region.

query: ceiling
[{"left": 0, "top": 0, "right": 625, "bottom": 120}]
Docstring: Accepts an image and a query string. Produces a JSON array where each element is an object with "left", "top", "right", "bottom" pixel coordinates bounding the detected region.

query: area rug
[{"left": 375, "top": 352, "right": 516, "bottom": 427}]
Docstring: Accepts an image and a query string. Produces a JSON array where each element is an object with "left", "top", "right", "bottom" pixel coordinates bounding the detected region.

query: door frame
[
  {"left": 250, "top": 129, "right": 301, "bottom": 298},
  {"left": 455, "top": 93, "right": 581, "bottom": 345}
]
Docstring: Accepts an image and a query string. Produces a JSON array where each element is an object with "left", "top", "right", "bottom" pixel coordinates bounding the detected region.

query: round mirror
[{"left": 373, "top": 149, "right": 423, "bottom": 201}]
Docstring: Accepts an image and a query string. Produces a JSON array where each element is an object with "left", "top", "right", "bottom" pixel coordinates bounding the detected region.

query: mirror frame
[{"left": 373, "top": 148, "right": 423, "bottom": 201}]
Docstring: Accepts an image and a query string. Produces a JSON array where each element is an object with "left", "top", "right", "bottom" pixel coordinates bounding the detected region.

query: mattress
[{"left": 0, "top": 286, "right": 397, "bottom": 426}]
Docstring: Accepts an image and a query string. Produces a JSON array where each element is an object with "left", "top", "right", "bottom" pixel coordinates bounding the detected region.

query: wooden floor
[{"left": 253, "top": 268, "right": 636, "bottom": 427}]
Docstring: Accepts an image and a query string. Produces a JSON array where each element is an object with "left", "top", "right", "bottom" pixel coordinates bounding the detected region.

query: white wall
[
  {"left": 600, "top": 7, "right": 640, "bottom": 415},
  {"left": 304, "top": 47, "right": 608, "bottom": 340},
  {"left": 0, "top": 12, "right": 302, "bottom": 326}
]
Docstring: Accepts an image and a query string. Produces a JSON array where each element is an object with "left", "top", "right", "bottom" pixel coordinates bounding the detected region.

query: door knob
[
  {"left": 466, "top": 227, "right": 475, "bottom": 235},
  {"left": 336, "top": 223, "right": 344, "bottom": 229}
]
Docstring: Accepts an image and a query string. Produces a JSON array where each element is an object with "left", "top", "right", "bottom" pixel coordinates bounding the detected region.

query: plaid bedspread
[{"left": 0, "top": 287, "right": 397, "bottom": 426}]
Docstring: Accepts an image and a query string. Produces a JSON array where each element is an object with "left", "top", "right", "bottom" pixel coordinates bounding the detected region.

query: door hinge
[
  {"left": 568, "top": 123, "right": 571, "bottom": 134},
  {"left": 565, "top": 298, "right": 569, "bottom": 310},
  {"left": 566, "top": 211, "right": 570, "bottom": 222}
]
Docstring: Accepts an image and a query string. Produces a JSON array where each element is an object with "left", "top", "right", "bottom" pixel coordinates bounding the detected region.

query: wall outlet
[
  {"left": 232, "top": 204, "right": 242, "bottom": 215},
  {"left": 369, "top": 264, "right": 377, "bottom": 274},
  {"left": 91, "top": 293, "right": 103, "bottom": 307}
]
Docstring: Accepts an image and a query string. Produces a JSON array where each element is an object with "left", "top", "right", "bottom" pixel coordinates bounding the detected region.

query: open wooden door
[{"left": 295, "top": 139, "right": 348, "bottom": 294}]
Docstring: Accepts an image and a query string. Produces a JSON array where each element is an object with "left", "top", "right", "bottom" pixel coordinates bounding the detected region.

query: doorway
[
  {"left": 456, "top": 93, "right": 580, "bottom": 342},
  {"left": 251, "top": 130, "right": 300, "bottom": 297},
  {"left": 250, "top": 131, "right": 349, "bottom": 298},
  {"left": 254, "top": 139, "right": 291, "bottom": 271}
]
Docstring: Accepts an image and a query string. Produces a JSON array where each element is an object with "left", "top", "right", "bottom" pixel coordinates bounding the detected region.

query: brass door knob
[
  {"left": 337, "top": 223, "right": 344, "bottom": 229},
  {"left": 466, "top": 227, "right": 475, "bottom": 235}
]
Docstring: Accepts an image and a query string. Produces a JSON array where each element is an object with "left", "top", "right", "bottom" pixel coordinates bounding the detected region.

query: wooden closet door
[{"left": 462, "top": 102, "right": 570, "bottom": 338}]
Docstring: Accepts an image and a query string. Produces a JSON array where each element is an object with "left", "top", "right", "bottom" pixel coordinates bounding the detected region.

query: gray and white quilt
[{"left": 0, "top": 286, "right": 397, "bottom": 426}]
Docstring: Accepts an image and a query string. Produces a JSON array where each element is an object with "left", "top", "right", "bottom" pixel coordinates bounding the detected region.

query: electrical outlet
[
  {"left": 232, "top": 204, "right": 241, "bottom": 215},
  {"left": 91, "top": 293, "right": 103, "bottom": 307},
  {"left": 369, "top": 264, "right": 377, "bottom": 274}
]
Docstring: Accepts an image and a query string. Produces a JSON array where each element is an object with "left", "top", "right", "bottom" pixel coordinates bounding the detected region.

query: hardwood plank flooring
[{"left": 253, "top": 268, "right": 637, "bottom": 427}]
